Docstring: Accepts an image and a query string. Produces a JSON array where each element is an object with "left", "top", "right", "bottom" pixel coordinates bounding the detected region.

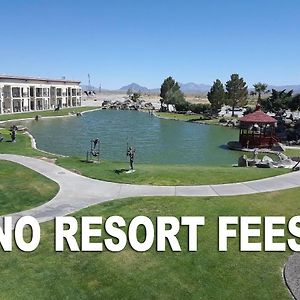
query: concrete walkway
[
  {"left": 1, "top": 153, "right": 300, "bottom": 225},
  {"left": 1, "top": 153, "right": 300, "bottom": 298},
  {"left": 284, "top": 254, "right": 300, "bottom": 299}
]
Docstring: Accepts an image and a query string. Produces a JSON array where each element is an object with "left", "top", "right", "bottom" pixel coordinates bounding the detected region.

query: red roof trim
[{"left": 240, "top": 110, "right": 277, "bottom": 123}]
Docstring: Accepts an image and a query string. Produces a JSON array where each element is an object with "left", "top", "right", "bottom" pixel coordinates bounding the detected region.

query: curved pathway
[
  {"left": 1, "top": 153, "right": 300, "bottom": 224},
  {"left": 1, "top": 153, "right": 300, "bottom": 298},
  {"left": 284, "top": 254, "right": 300, "bottom": 299}
]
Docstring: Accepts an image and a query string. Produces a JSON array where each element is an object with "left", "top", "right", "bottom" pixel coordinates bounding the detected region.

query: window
[
  {"left": 36, "top": 88, "right": 42, "bottom": 97},
  {"left": 12, "top": 87, "right": 20, "bottom": 98},
  {"left": 43, "top": 88, "right": 49, "bottom": 97}
]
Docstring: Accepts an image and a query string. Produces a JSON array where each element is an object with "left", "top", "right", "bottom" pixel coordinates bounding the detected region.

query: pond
[{"left": 23, "top": 110, "right": 240, "bottom": 165}]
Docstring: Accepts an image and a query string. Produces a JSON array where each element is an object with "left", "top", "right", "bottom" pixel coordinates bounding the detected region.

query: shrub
[
  {"left": 190, "top": 103, "right": 211, "bottom": 114},
  {"left": 175, "top": 101, "right": 190, "bottom": 112}
]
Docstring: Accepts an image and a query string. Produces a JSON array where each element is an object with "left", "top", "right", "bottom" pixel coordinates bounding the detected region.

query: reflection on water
[{"left": 22, "top": 110, "right": 240, "bottom": 165}]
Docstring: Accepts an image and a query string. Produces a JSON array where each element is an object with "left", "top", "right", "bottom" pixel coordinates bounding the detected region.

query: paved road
[{"left": 1, "top": 153, "right": 300, "bottom": 298}]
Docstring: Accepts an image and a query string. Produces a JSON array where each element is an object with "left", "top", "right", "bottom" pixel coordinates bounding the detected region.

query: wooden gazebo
[{"left": 239, "top": 108, "right": 278, "bottom": 148}]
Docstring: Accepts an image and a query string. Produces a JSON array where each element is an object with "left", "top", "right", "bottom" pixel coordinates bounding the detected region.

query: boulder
[
  {"left": 271, "top": 143, "right": 285, "bottom": 152},
  {"left": 238, "top": 155, "right": 248, "bottom": 167}
]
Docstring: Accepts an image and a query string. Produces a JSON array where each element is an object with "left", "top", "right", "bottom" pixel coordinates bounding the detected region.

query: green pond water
[{"left": 23, "top": 110, "right": 240, "bottom": 165}]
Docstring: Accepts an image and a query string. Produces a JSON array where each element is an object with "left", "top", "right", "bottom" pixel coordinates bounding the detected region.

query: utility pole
[
  {"left": 99, "top": 83, "right": 101, "bottom": 93},
  {"left": 88, "top": 74, "right": 91, "bottom": 91}
]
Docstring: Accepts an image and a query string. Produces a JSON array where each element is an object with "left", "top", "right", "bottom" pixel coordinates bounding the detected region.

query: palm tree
[{"left": 253, "top": 82, "right": 268, "bottom": 103}]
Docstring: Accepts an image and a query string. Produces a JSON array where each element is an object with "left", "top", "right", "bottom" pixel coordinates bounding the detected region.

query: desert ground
[{"left": 81, "top": 91, "right": 209, "bottom": 108}]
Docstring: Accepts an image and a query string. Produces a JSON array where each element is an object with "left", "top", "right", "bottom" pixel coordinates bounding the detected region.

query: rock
[
  {"left": 271, "top": 143, "right": 285, "bottom": 152},
  {"left": 238, "top": 155, "right": 248, "bottom": 167},
  {"left": 262, "top": 155, "right": 274, "bottom": 163},
  {"left": 227, "top": 141, "right": 243, "bottom": 150},
  {"left": 186, "top": 110, "right": 195, "bottom": 115},
  {"left": 285, "top": 119, "right": 293, "bottom": 125}
]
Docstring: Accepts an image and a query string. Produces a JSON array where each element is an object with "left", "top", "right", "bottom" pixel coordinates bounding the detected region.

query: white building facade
[{"left": 0, "top": 75, "right": 82, "bottom": 114}]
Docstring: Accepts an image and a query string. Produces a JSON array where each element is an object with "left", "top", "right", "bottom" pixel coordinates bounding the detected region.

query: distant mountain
[
  {"left": 117, "top": 82, "right": 300, "bottom": 94},
  {"left": 118, "top": 82, "right": 211, "bottom": 94},
  {"left": 119, "top": 83, "right": 149, "bottom": 92},
  {"left": 267, "top": 85, "right": 300, "bottom": 93},
  {"left": 179, "top": 82, "right": 211, "bottom": 93}
]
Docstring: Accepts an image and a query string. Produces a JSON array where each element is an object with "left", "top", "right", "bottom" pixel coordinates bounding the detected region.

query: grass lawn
[
  {"left": 0, "top": 129, "right": 54, "bottom": 157},
  {"left": 1, "top": 189, "right": 298, "bottom": 299},
  {"left": 284, "top": 148, "right": 300, "bottom": 157},
  {"left": 155, "top": 111, "right": 208, "bottom": 122},
  {"left": 0, "top": 106, "right": 97, "bottom": 122},
  {"left": 0, "top": 160, "right": 58, "bottom": 215},
  {"left": 56, "top": 157, "right": 288, "bottom": 185},
  {"left": 155, "top": 111, "right": 239, "bottom": 125}
]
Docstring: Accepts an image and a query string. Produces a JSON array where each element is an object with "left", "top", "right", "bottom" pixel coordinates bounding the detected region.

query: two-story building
[{"left": 0, "top": 75, "right": 81, "bottom": 114}]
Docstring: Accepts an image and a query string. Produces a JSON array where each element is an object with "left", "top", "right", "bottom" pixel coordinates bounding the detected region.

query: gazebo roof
[{"left": 240, "top": 109, "right": 277, "bottom": 124}]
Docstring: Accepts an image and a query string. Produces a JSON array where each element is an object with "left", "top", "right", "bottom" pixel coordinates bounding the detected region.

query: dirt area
[{"left": 81, "top": 91, "right": 209, "bottom": 108}]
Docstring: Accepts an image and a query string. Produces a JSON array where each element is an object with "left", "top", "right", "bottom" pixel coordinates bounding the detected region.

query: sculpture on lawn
[
  {"left": 86, "top": 138, "right": 100, "bottom": 162},
  {"left": 126, "top": 143, "right": 136, "bottom": 172},
  {"left": 10, "top": 125, "right": 17, "bottom": 142}
]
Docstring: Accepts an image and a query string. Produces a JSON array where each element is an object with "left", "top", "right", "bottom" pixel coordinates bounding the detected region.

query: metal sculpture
[{"left": 86, "top": 138, "right": 100, "bottom": 162}]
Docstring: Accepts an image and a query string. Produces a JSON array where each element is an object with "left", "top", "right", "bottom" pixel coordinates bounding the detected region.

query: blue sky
[{"left": 0, "top": 0, "right": 299, "bottom": 89}]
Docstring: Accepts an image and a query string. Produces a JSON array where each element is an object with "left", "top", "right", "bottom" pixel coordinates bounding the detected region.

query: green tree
[
  {"left": 225, "top": 74, "right": 248, "bottom": 116},
  {"left": 166, "top": 89, "right": 185, "bottom": 104},
  {"left": 261, "top": 89, "right": 293, "bottom": 113},
  {"left": 289, "top": 94, "right": 300, "bottom": 111},
  {"left": 160, "top": 76, "right": 185, "bottom": 110},
  {"left": 252, "top": 82, "right": 268, "bottom": 103},
  {"left": 207, "top": 79, "right": 225, "bottom": 113},
  {"left": 160, "top": 77, "right": 176, "bottom": 100}
]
